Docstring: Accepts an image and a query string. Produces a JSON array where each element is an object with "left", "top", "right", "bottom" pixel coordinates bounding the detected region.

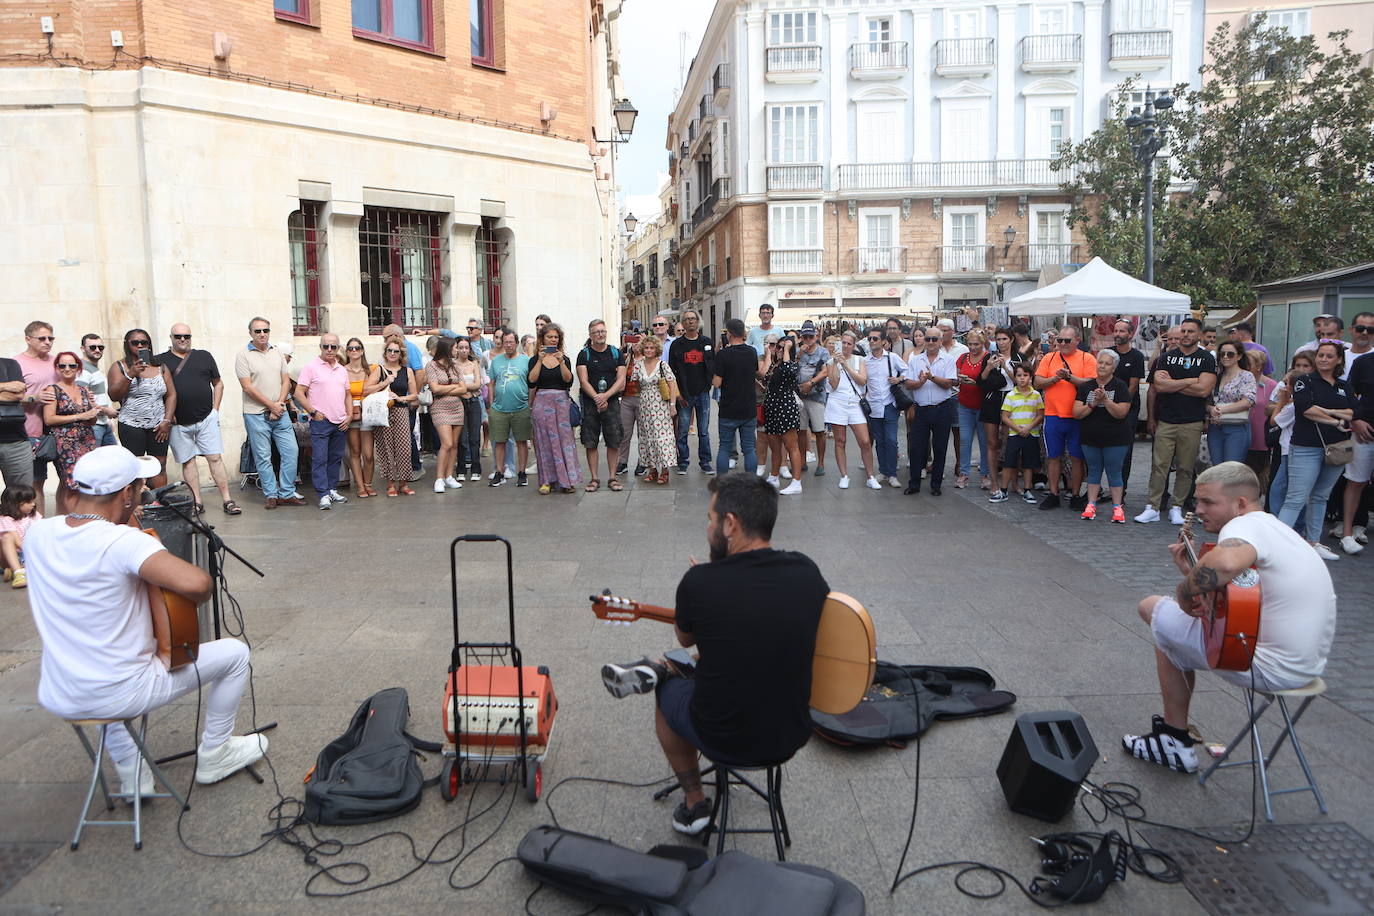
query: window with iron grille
[
  {"left": 289, "top": 202, "right": 326, "bottom": 334},
  {"left": 359, "top": 206, "right": 445, "bottom": 333},
  {"left": 476, "top": 216, "right": 507, "bottom": 332}
]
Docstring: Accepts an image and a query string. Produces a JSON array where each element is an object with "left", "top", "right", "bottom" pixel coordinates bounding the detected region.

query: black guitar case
[{"left": 810, "top": 662, "right": 1016, "bottom": 748}]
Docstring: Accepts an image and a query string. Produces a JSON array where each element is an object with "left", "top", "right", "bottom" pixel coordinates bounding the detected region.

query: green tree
[{"left": 1055, "top": 17, "right": 1374, "bottom": 306}]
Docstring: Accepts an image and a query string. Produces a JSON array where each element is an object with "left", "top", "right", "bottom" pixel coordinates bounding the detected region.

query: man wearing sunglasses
[
  {"left": 1334, "top": 313, "right": 1374, "bottom": 554},
  {"left": 295, "top": 334, "right": 352, "bottom": 511},
  {"left": 1033, "top": 325, "right": 1097, "bottom": 511},
  {"left": 234, "top": 318, "right": 302, "bottom": 509},
  {"left": 15, "top": 321, "right": 60, "bottom": 513},
  {"left": 78, "top": 335, "right": 119, "bottom": 448},
  {"left": 159, "top": 324, "right": 240, "bottom": 515}
]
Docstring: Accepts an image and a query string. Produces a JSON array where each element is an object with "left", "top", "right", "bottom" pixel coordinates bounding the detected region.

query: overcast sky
[{"left": 615, "top": 0, "right": 718, "bottom": 223}]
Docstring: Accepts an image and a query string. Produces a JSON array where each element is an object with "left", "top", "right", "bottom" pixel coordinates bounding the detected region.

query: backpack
[
  {"left": 517, "top": 825, "right": 867, "bottom": 915},
  {"left": 302, "top": 687, "right": 441, "bottom": 826},
  {"left": 810, "top": 663, "right": 1016, "bottom": 749}
]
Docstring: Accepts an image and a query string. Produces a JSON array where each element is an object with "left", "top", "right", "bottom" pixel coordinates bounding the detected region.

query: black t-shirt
[
  {"left": 1111, "top": 347, "right": 1146, "bottom": 413},
  {"left": 1153, "top": 347, "right": 1217, "bottom": 425},
  {"left": 1075, "top": 377, "right": 1133, "bottom": 447},
  {"left": 714, "top": 343, "right": 759, "bottom": 420},
  {"left": 1290, "top": 373, "right": 1353, "bottom": 448},
  {"left": 575, "top": 344, "right": 622, "bottom": 398},
  {"left": 1349, "top": 351, "right": 1374, "bottom": 425},
  {"left": 0, "top": 358, "right": 27, "bottom": 444},
  {"left": 675, "top": 548, "right": 828, "bottom": 762},
  {"left": 156, "top": 349, "right": 220, "bottom": 425},
  {"left": 528, "top": 355, "right": 572, "bottom": 391},
  {"left": 668, "top": 335, "right": 714, "bottom": 397}
]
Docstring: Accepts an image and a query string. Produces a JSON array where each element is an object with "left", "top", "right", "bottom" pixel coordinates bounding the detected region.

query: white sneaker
[
  {"left": 866, "top": 476, "right": 883, "bottom": 490},
  {"left": 805, "top": 451, "right": 817, "bottom": 464},
  {"left": 505, "top": 468, "right": 517, "bottom": 479},
  {"left": 468, "top": 472, "right": 482, "bottom": 482},
  {"left": 1134, "top": 505, "right": 1160, "bottom": 524},
  {"left": 115, "top": 756, "right": 156, "bottom": 799},
  {"left": 838, "top": 475, "right": 850, "bottom": 489},
  {"left": 195, "top": 734, "right": 268, "bottom": 784},
  {"left": 445, "top": 476, "right": 463, "bottom": 489},
  {"left": 766, "top": 475, "right": 781, "bottom": 489},
  {"left": 1340, "top": 535, "right": 1364, "bottom": 555},
  {"left": 1168, "top": 506, "right": 1186, "bottom": 526},
  {"left": 1313, "top": 542, "right": 1340, "bottom": 561},
  {"left": 434, "top": 479, "right": 446, "bottom": 493},
  {"left": 756, "top": 465, "right": 767, "bottom": 478},
  {"left": 319, "top": 495, "right": 332, "bottom": 510},
  {"left": 328, "top": 489, "right": 348, "bottom": 504},
  {"left": 728, "top": 458, "right": 738, "bottom": 469},
  {"left": 525, "top": 464, "right": 537, "bottom": 474},
  {"left": 779, "top": 480, "right": 802, "bottom": 495},
  {"left": 887, "top": 476, "right": 902, "bottom": 488},
  {"left": 1328, "top": 523, "right": 1345, "bottom": 539},
  {"left": 1355, "top": 525, "right": 1369, "bottom": 545},
  {"left": 780, "top": 466, "right": 793, "bottom": 479},
  {"left": 1122, "top": 716, "right": 1199, "bottom": 774}
]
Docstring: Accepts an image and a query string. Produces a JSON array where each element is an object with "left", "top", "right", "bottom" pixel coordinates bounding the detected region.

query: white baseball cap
[{"left": 71, "top": 446, "right": 162, "bottom": 496}]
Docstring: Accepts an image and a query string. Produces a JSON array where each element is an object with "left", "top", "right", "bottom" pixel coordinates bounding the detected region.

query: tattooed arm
[{"left": 1173, "top": 537, "right": 1258, "bottom": 615}]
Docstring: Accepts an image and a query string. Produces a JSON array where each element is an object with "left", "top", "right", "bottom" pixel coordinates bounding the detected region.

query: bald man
[{"left": 159, "top": 324, "right": 239, "bottom": 514}]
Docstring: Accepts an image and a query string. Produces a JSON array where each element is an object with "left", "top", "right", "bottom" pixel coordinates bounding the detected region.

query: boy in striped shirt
[{"left": 991, "top": 365, "right": 1045, "bottom": 503}]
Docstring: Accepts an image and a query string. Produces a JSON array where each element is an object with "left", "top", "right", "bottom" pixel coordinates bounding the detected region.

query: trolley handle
[{"left": 448, "top": 535, "right": 517, "bottom": 649}]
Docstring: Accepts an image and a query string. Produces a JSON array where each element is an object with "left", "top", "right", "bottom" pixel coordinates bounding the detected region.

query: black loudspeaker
[{"left": 996, "top": 711, "right": 1098, "bottom": 823}]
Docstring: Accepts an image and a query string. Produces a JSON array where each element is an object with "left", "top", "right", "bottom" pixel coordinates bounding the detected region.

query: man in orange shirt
[{"left": 1033, "top": 325, "right": 1097, "bottom": 510}]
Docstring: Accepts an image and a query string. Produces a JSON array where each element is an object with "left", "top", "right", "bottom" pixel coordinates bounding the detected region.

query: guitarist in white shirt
[
  {"left": 1123, "top": 462, "right": 1336, "bottom": 774},
  {"left": 24, "top": 446, "right": 267, "bottom": 799}
]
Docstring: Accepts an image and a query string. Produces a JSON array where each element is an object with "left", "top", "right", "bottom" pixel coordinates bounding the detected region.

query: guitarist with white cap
[{"left": 24, "top": 445, "right": 267, "bottom": 799}]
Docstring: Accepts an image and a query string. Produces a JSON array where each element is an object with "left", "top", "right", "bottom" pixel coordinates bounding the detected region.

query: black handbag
[{"left": 887, "top": 356, "right": 915, "bottom": 411}]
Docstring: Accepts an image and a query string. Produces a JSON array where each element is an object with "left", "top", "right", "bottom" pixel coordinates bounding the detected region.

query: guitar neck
[{"left": 590, "top": 595, "right": 677, "bottom": 626}]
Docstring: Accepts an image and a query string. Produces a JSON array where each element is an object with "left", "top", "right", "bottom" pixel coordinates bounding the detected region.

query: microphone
[{"left": 141, "top": 481, "right": 187, "bottom": 505}]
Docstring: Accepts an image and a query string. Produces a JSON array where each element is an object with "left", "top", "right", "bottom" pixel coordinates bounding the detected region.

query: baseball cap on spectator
[
  {"left": 72, "top": 446, "right": 161, "bottom": 496},
  {"left": 1314, "top": 313, "right": 1345, "bottom": 330},
  {"left": 800, "top": 320, "right": 818, "bottom": 336}
]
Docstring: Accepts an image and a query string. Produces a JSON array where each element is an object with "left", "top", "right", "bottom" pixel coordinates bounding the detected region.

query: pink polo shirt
[
  {"left": 295, "top": 357, "right": 350, "bottom": 424},
  {"left": 14, "top": 353, "right": 57, "bottom": 437}
]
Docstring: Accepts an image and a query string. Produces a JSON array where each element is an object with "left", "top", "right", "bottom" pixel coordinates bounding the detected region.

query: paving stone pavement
[{"left": 950, "top": 439, "right": 1374, "bottom": 724}]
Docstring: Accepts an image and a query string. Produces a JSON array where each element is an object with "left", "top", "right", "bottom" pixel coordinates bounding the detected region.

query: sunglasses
[
  {"left": 172, "top": 334, "right": 192, "bottom": 340},
  {"left": 1220, "top": 351, "right": 1238, "bottom": 358},
  {"left": 1355, "top": 325, "right": 1374, "bottom": 334},
  {"left": 468, "top": 327, "right": 482, "bottom": 332},
  {"left": 56, "top": 362, "right": 80, "bottom": 369},
  {"left": 868, "top": 337, "right": 882, "bottom": 343},
  {"left": 321, "top": 344, "right": 339, "bottom": 350},
  {"left": 925, "top": 336, "right": 941, "bottom": 342},
  {"left": 652, "top": 323, "right": 667, "bottom": 327},
  {"left": 1057, "top": 337, "right": 1075, "bottom": 344},
  {"left": 385, "top": 349, "right": 402, "bottom": 355},
  {"left": 86, "top": 344, "right": 105, "bottom": 351},
  {"left": 346, "top": 345, "right": 363, "bottom": 351},
  {"left": 251, "top": 328, "right": 271, "bottom": 334},
  {"left": 128, "top": 340, "right": 151, "bottom": 347},
  {"left": 31, "top": 335, "right": 55, "bottom": 342}
]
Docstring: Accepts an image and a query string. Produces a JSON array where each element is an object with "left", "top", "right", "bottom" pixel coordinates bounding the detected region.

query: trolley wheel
[
  {"left": 440, "top": 757, "right": 459, "bottom": 802},
  {"left": 525, "top": 762, "right": 542, "bottom": 802}
]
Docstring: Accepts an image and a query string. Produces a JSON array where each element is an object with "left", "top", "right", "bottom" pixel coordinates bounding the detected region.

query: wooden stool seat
[
  {"left": 1264, "top": 677, "right": 1326, "bottom": 699},
  {"left": 65, "top": 718, "right": 124, "bottom": 726}
]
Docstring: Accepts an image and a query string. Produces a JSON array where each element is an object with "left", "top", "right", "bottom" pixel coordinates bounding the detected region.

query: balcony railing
[
  {"left": 712, "top": 63, "right": 732, "bottom": 97},
  {"left": 1020, "top": 34, "right": 1081, "bottom": 68},
  {"left": 849, "top": 41, "right": 909, "bottom": 72},
  {"left": 852, "top": 247, "right": 907, "bottom": 274},
  {"left": 679, "top": 219, "right": 693, "bottom": 242},
  {"left": 1110, "top": 30, "right": 1172, "bottom": 60},
  {"left": 938, "top": 245, "right": 993, "bottom": 273},
  {"left": 836, "top": 159, "right": 1077, "bottom": 191},
  {"left": 770, "top": 249, "right": 823, "bottom": 274},
  {"left": 767, "top": 164, "right": 824, "bottom": 191},
  {"left": 1025, "top": 243, "right": 1079, "bottom": 271},
  {"left": 649, "top": 275, "right": 659, "bottom": 290},
  {"left": 693, "top": 191, "right": 718, "bottom": 224},
  {"left": 935, "top": 38, "right": 994, "bottom": 72},
  {"left": 700, "top": 265, "right": 715, "bottom": 289},
  {"left": 766, "top": 45, "right": 822, "bottom": 74},
  {"left": 712, "top": 176, "right": 731, "bottom": 201}
]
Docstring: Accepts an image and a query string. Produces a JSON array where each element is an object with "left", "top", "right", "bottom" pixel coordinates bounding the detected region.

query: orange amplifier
[{"left": 442, "top": 665, "right": 558, "bottom": 752}]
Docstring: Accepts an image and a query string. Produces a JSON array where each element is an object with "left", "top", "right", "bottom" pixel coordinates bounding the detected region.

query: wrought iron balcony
[
  {"left": 1109, "top": 31, "right": 1171, "bottom": 69},
  {"left": 712, "top": 176, "right": 731, "bottom": 201},
  {"left": 848, "top": 41, "right": 908, "bottom": 77},
  {"left": 934, "top": 38, "right": 994, "bottom": 76},
  {"left": 766, "top": 164, "right": 824, "bottom": 192},
  {"left": 769, "top": 249, "right": 823, "bottom": 274},
  {"left": 852, "top": 247, "right": 908, "bottom": 274},
  {"left": 836, "top": 159, "right": 1077, "bottom": 191},
  {"left": 712, "top": 63, "right": 732, "bottom": 104},
  {"left": 1019, "top": 34, "right": 1081, "bottom": 72},
  {"left": 693, "top": 191, "right": 719, "bottom": 224},
  {"left": 700, "top": 265, "right": 715, "bottom": 289},
  {"left": 937, "top": 245, "right": 994, "bottom": 274},
  {"left": 766, "top": 45, "right": 822, "bottom": 79},
  {"left": 1024, "top": 243, "right": 1079, "bottom": 271}
]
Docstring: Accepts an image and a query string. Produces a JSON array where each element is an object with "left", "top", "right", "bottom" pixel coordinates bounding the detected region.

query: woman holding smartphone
[
  {"left": 759, "top": 335, "right": 804, "bottom": 495},
  {"left": 107, "top": 327, "right": 176, "bottom": 488},
  {"left": 824, "top": 331, "right": 880, "bottom": 490},
  {"left": 527, "top": 323, "right": 582, "bottom": 494}
]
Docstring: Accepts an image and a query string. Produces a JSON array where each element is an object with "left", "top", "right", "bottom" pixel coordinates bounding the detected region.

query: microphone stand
[{"left": 150, "top": 488, "right": 277, "bottom": 775}]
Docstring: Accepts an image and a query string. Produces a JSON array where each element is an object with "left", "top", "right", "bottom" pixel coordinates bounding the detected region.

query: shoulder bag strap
[{"left": 172, "top": 350, "right": 194, "bottom": 378}]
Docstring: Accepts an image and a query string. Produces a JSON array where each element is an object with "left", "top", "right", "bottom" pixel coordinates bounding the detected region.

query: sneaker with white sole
[
  {"left": 445, "top": 476, "right": 464, "bottom": 489},
  {"left": 756, "top": 465, "right": 767, "bottom": 478},
  {"left": 115, "top": 756, "right": 156, "bottom": 799},
  {"left": 434, "top": 480, "right": 447, "bottom": 493},
  {"left": 328, "top": 490, "right": 348, "bottom": 504},
  {"left": 195, "top": 734, "right": 268, "bottom": 784},
  {"left": 988, "top": 490, "right": 1008, "bottom": 503},
  {"left": 766, "top": 475, "right": 781, "bottom": 489},
  {"left": 780, "top": 480, "right": 802, "bottom": 495},
  {"left": 672, "top": 798, "right": 714, "bottom": 836},
  {"left": 1022, "top": 490, "right": 1038, "bottom": 504},
  {"left": 505, "top": 468, "right": 517, "bottom": 479},
  {"left": 525, "top": 464, "right": 537, "bottom": 474},
  {"left": 489, "top": 473, "right": 504, "bottom": 488},
  {"left": 838, "top": 475, "right": 850, "bottom": 489},
  {"left": 1134, "top": 505, "right": 1161, "bottom": 524},
  {"left": 780, "top": 466, "right": 792, "bottom": 479},
  {"left": 1312, "top": 542, "right": 1340, "bottom": 561},
  {"left": 319, "top": 496, "right": 332, "bottom": 510},
  {"left": 1168, "top": 506, "right": 1186, "bottom": 526},
  {"left": 888, "top": 476, "right": 902, "bottom": 488},
  {"left": 729, "top": 458, "right": 738, "bottom": 469},
  {"left": 805, "top": 451, "right": 817, "bottom": 463},
  {"left": 866, "top": 476, "right": 883, "bottom": 490},
  {"left": 469, "top": 472, "right": 482, "bottom": 482},
  {"left": 1355, "top": 525, "right": 1368, "bottom": 545},
  {"left": 1340, "top": 535, "right": 1364, "bottom": 555},
  {"left": 600, "top": 658, "right": 663, "bottom": 698},
  {"left": 1122, "top": 716, "right": 1198, "bottom": 774}
]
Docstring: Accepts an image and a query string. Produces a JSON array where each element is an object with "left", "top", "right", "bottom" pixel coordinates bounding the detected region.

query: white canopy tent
[{"left": 1008, "top": 257, "right": 1191, "bottom": 317}]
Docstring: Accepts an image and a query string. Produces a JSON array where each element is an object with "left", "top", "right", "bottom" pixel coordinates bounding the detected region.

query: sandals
[
  {"left": 585, "top": 479, "right": 600, "bottom": 493},
  {"left": 538, "top": 484, "right": 553, "bottom": 495},
  {"left": 222, "top": 500, "right": 242, "bottom": 515},
  {"left": 608, "top": 477, "right": 623, "bottom": 491},
  {"left": 655, "top": 469, "right": 669, "bottom": 485},
  {"left": 386, "top": 485, "right": 399, "bottom": 497},
  {"left": 399, "top": 485, "right": 416, "bottom": 496}
]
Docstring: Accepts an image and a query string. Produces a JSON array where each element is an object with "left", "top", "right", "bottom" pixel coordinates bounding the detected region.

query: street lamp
[
  {"left": 1125, "top": 88, "right": 1173, "bottom": 285},
  {"left": 595, "top": 99, "right": 639, "bottom": 144},
  {"left": 1002, "top": 224, "right": 1017, "bottom": 256},
  {"left": 624, "top": 213, "right": 638, "bottom": 234}
]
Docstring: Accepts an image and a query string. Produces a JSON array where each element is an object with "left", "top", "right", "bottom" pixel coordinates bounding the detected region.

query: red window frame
[
  {"left": 274, "top": 0, "right": 312, "bottom": 26},
  {"left": 289, "top": 203, "right": 325, "bottom": 335},
  {"left": 471, "top": 0, "right": 494, "bottom": 66},
  {"left": 352, "top": 0, "right": 436, "bottom": 54}
]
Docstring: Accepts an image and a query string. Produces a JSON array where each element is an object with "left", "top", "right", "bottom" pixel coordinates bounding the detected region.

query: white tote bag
[{"left": 361, "top": 389, "right": 392, "bottom": 430}]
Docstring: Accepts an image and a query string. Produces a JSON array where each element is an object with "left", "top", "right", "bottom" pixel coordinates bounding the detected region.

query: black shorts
[
  {"left": 1002, "top": 434, "right": 1041, "bottom": 470},
  {"left": 579, "top": 396, "right": 624, "bottom": 449},
  {"left": 656, "top": 677, "right": 740, "bottom": 765},
  {"left": 118, "top": 422, "right": 169, "bottom": 458}
]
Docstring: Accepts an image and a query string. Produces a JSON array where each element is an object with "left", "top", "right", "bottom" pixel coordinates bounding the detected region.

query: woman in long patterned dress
[
  {"left": 526, "top": 323, "right": 583, "bottom": 494},
  {"left": 632, "top": 336, "right": 679, "bottom": 484},
  {"left": 761, "top": 335, "right": 804, "bottom": 493},
  {"left": 370, "top": 336, "right": 420, "bottom": 496},
  {"left": 42, "top": 351, "right": 101, "bottom": 491}
]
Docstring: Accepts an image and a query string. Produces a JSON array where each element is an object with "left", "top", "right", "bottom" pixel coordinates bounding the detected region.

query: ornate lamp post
[{"left": 1125, "top": 89, "right": 1173, "bottom": 285}]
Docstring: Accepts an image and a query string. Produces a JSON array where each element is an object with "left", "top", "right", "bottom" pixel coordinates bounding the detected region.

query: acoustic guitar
[
  {"left": 142, "top": 528, "right": 201, "bottom": 670},
  {"left": 1177, "top": 513, "right": 1262, "bottom": 671},
  {"left": 590, "top": 590, "right": 877, "bottom": 715}
]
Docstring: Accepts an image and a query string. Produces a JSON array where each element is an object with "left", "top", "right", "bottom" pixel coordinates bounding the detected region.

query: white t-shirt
[
  {"left": 1218, "top": 511, "right": 1336, "bottom": 686},
  {"left": 25, "top": 518, "right": 165, "bottom": 717}
]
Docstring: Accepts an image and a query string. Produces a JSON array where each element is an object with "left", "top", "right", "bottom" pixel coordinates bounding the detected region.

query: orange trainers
[{"left": 1080, "top": 503, "right": 1097, "bottom": 521}]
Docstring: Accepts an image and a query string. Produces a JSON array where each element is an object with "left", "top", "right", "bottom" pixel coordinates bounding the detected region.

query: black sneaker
[
  {"left": 615, "top": 463, "right": 628, "bottom": 476},
  {"left": 600, "top": 658, "right": 663, "bottom": 698},
  {"left": 701, "top": 465, "right": 716, "bottom": 476},
  {"left": 516, "top": 472, "right": 529, "bottom": 487},
  {"left": 1068, "top": 494, "right": 1089, "bottom": 511},
  {"left": 1122, "top": 715, "right": 1199, "bottom": 774},
  {"left": 635, "top": 464, "right": 646, "bottom": 477},
  {"left": 489, "top": 473, "right": 504, "bottom": 488},
  {"left": 672, "top": 798, "right": 714, "bottom": 836},
  {"left": 988, "top": 489, "right": 1008, "bottom": 502},
  {"left": 1039, "top": 493, "right": 1061, "bottom": 511},
  {"left": 1022, "top": 490, "right": 1039, "bottom": 504},
  {"left": 676, "top": 465, "right": 689, "bottom": 475}
]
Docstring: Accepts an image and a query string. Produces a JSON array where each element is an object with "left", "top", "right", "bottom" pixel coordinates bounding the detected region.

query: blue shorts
[
  {"left": 657, "top": 676, "right": 737, "bottom": 764},
  {"left": 1043, "top": 416, "right": 1083, "bottom": 461}
]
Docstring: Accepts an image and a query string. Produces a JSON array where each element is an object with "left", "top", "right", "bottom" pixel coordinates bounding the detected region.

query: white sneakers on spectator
[
  {"left": 1312, "top": 542, "right": 1340, "bottom": 561},
  {"left": 838, "top": 476, "right": 850, "bottom": 489},
  {"left": 1339, "top": 536, "right": 1363, "bottom": 555},
  {"left": 434, "top": 480, "right": 446, "bottom": 493},
  {"left": 319, "top": 496, "right": 332, "bottom": 510},
  {"left": 766, "top": 475, "right": 780, "bottom": 489},
  {"left": 444, "top": 476, "right": 463, "bottom": 489},
  {"left": 779, "top": 480, "right": 802, "bottom": 496},
  {"left": 1169, "top": 506, "right": 1186, "bottom": 526},
  {"left": 328, "top": 490, "right": 347, "bottom": 503},
  {"left": 806, "top": 451, "right": 817, "bottom": 464},
  {"left": 1134, "top": 505, "right": 1160, "bottom": 523},
  {"left": 505, "top": 468, "right": 517, "bottom": 479},
  {"left": 887, "top": 476, "right": 901, "bottom": 488},
  {"left": 756, "top": 466, "right": 767, "bottom": 478},
  {"left": 195, "top": 734, "right": 268, "bottom": 784},
  {"left": 780, "top": 466, "right": 793, "bottom": 479},
  {"left": 866, "top": 477, "right": 883, "bottom": 490}
]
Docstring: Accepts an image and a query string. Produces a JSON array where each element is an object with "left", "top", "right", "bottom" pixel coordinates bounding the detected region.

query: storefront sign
[
  {"left": 781, "top": 287, "right": 834, "bottom": 299},
  {"left": 844, "top": 286, "right": 902, "bottom": 299}
]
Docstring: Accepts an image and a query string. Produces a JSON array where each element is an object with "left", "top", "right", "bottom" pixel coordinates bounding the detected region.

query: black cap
[{"left": 800, "top": 320, "right": 818, "bottom": 336}]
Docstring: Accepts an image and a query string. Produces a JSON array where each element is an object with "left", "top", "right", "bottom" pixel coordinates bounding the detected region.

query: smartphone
[
  {"left": 542, "top": 346, "right": 557, "bottom": 354},
  {"left": 136, "top": 348, "right": 153, "bottom": 365}
]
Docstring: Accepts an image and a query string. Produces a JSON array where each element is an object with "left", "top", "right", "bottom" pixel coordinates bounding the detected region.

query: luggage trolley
[{"left": 440, "top": 535, "right": 558, "bottom": 803}]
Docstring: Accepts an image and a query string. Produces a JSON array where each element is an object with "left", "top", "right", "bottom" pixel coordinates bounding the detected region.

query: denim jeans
[
  {"left": 1082, "top": 443, "right": 1129, "bottom": 490},
  {"left": 457, "top": 398, "right": 482, "bottom": 475},
  {"left": 716, "top": 416, "right": 757, "bottom": 476},
  {"left": 243, "top": 411, "right": 299, "bottom": 499},
  {"left": 95, "top": 424, "right": 118, "bottom": 448},
  {"left": 1278, "top": 445, "right": 1343, "bottom": 543},
  {"left": 675, "top": 390, "right": 712, "bottom": 470},
  {"left": 1207, "top": 422, "right": 1251, "bottom": 466},
  {"left": 308, "top": 418, "right": 346, "bottom": 494},
  {"left": 910, "top": 399, "right": 956, "bottom": 487},
  {"left": 956, "top": 403, "right": 989, "bottom": 477},
  {"left": 867, "top": 404, "right": 900, "bottom": 478}
]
